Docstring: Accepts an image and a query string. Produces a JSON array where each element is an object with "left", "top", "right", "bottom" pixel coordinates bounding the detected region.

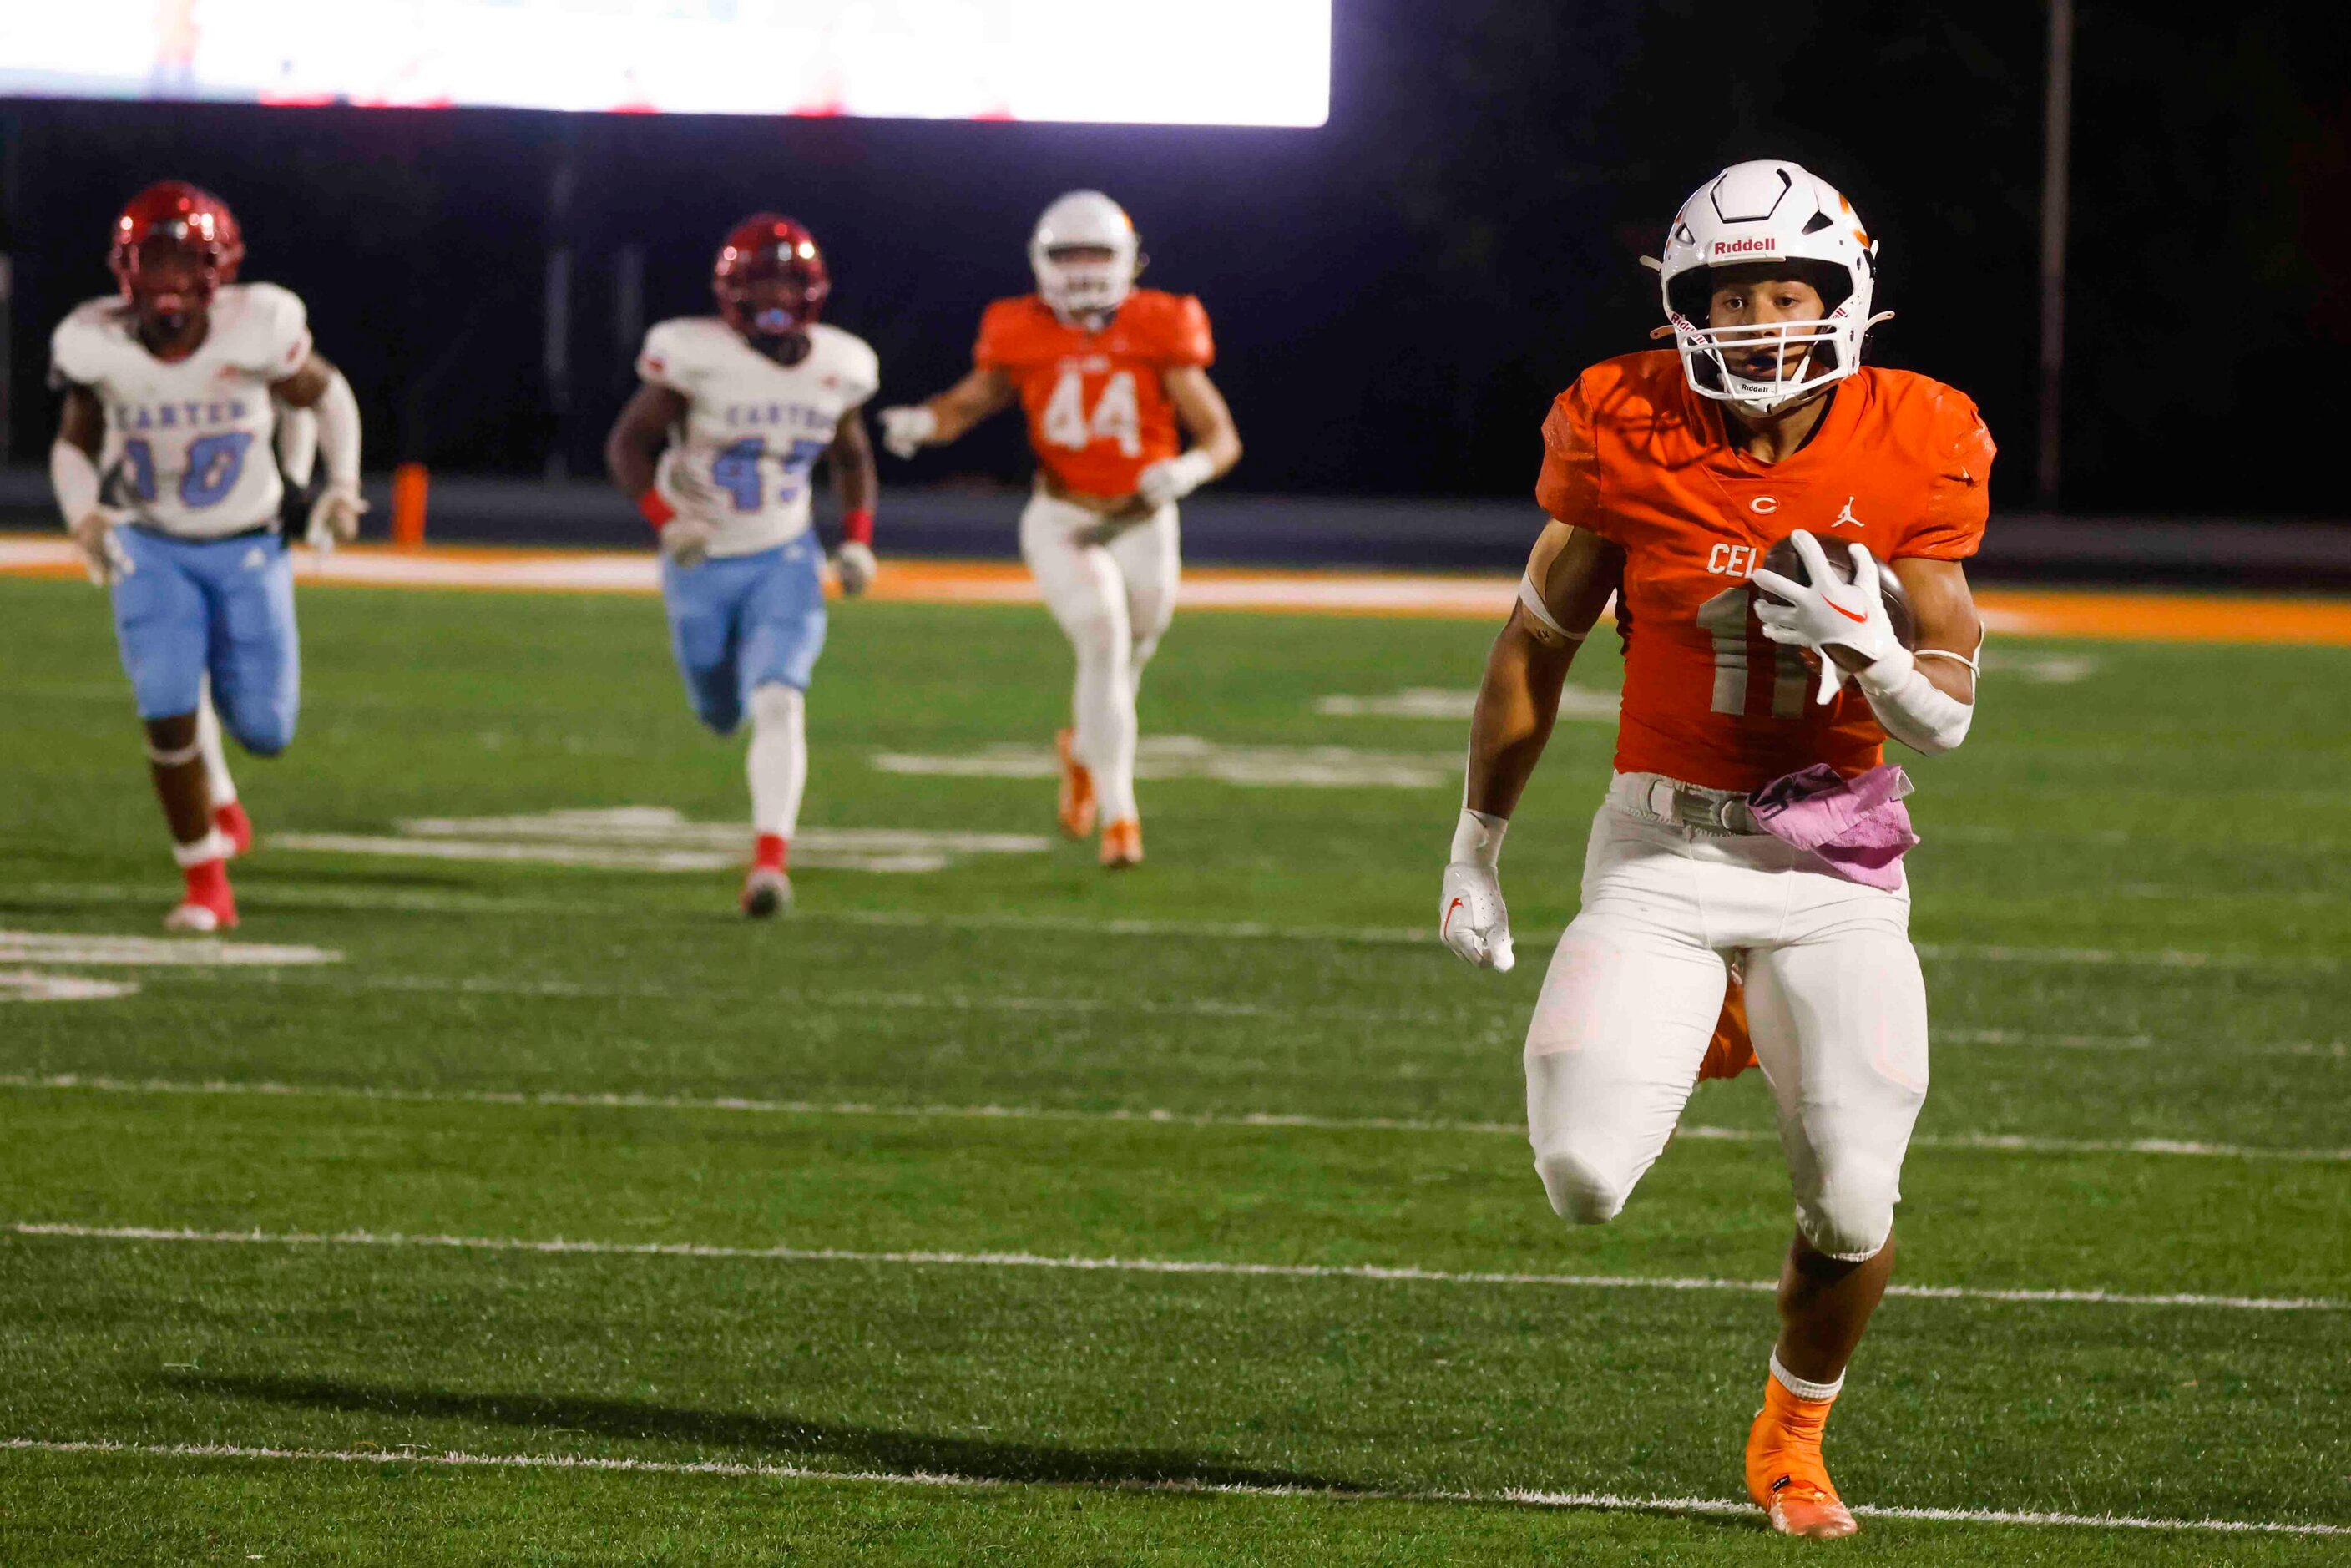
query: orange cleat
[
  {"left": 1100, "top": 817, "right": 1143, "bottom": 868},
  {"left": 1056, "top": 729, "right": 1097, "bottom": 838},
  {"left": 1745, "top": 1375, "right": 1858, "bottom": 1540}
]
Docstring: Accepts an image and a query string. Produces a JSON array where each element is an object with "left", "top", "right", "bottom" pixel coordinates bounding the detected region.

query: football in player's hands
[{"left": 1757, "top": 533, "right": 1918, "bottom": 650}]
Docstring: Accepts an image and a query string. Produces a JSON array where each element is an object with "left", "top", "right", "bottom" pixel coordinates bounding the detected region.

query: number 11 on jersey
[{"left": 1696, "top": 584, "right": 1809, "bottom": 717}]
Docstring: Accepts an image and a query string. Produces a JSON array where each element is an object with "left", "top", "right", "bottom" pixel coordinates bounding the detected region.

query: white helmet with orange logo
[
  {"left": 1656, "top": 160, "right": 1885, "bottom": 415},
  {"left": 1029, "top": 190, "right": 1141, "bottom": 325}
]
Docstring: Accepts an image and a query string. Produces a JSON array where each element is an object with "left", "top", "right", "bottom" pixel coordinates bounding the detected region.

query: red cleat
[
  {"left": 214, "top": 800, "right": 254, "bottom": 858},
  {"left": 165, "top": 855, "right": 238, "bottom": 933},
  {"left": 742, "top": 834, "right": 791, "bottom": 918}
]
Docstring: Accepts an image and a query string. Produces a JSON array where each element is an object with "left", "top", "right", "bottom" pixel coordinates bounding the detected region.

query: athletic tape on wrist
[{"left": 1450, "top": 808, "right": 1508, "bottom": 867}]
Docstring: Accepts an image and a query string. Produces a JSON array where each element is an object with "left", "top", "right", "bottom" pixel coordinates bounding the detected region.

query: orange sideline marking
[{"left": 4, "top": 535, "right": 2348, "bottom": 644}]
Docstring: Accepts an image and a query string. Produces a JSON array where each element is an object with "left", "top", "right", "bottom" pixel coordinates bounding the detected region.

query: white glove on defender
[
  {"left": 878, "top": 405, "right": 937, "bottom": 461},
  {"left": 305, "top": 486, "right": 367, "bottom": 557},
  {"left": 1440, "top": 809, "right": 1514, "bottom": 973},
  {"left": 833, "top": 539, "right": 877, "bottom": 596},
  {"left": 1751, "top": 531, "right": 1902, "bottom": 705},
  {"left": 1133, "top": 448, "right": 1216, "bottom": 511},
  {"left": 69, "top": 511, "right": 128, "bottom": 587},
  {"left": 659, "top": 515, "right": 720, "bottom": 569}
]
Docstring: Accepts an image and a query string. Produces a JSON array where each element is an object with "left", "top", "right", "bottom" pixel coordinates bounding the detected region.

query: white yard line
[
  {"left": 6, "top": 1072, "right": 2346, "bottom": 1164},
  {"left": 14, "top": 888, "right": 2343, "bottom": 972},
  {"left": 0, "top": 1438, "right": 2340, "bottom": 1537},
  {"left": 10, "top": 1222, "right": 2340, "bottom": 1313}
]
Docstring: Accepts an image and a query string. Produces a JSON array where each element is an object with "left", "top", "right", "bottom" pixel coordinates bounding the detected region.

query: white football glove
[
  {"left": 1750, "top": 531, "right": 1903, "bottom": 706},
  {"left": 658, "top": 514, "right": 720, "bottom": 569},
  {"left": 878, "top": 405, "right": 937, "bottom": 461},
  {"left": 305, "top": 485, "right": 367, "bottom": 557},
  {"left": 1439, "top": 809, "right": 1515, "bottom": 973},
  {"left": 69, "top": 510, "right": 129, "bottom": 587},
  {"left": 1133, "top": 449, "right": 1216, "bottom": 512},
  {"left": 833, "top": 539, "right": 877, "bottom": 596}
]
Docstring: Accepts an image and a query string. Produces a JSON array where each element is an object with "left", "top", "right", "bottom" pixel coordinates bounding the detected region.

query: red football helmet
[
  {"left": 713, "top": 214, "right": 829, "bottom": 346},
  {"left": 110, "top": 181, "right": 245, "bottom": 316}
]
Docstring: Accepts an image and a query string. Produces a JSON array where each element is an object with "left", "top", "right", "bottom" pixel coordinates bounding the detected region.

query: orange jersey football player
[
  {"left": 878, "top": 191, "right": 1241, "bottom": 867},
  {"left": 1442, "top": 160, "right": 1995, "bottom": 1539}
]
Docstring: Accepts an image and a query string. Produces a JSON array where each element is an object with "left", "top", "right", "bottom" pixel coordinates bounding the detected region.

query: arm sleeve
[
  {"left": 245, "top": 284, "right": 315, "bottom": 378},
  {"left": 1902, "top": 393, "right": 1996, "bottom": 561},
  {"left": 1163, "top": 295, "right": 1215, "bottom": 368},
  {"left": 1534, "top": 379, "right": 1610, "bottom": 536},
  {"left": 635, "top": 321, "right": 690, "bottom": 392}
]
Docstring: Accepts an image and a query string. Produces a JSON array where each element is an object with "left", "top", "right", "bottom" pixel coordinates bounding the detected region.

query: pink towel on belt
[{"left": 1747, "top": 763, "right": 1919, "bottom": 892}]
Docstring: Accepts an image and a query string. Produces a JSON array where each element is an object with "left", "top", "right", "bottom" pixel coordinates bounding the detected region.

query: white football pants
[
  {"left": 1019, "top": 491, "right": 1180, "bottom": 826},
  {"left": 1524, "top": 772, "right": 1931, "bottom": 1261}
]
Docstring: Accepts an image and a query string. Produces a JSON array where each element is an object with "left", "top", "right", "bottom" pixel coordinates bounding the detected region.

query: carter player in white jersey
[
  {"left": 49, "top": 181, "right": 365, "bottom": 932},
  {"left": 604, "top": 214, "right": 881, "bottom": 916}
]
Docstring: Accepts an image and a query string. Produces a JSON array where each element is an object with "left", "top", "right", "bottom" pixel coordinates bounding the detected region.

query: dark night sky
[{"left": 2, "top": 2, "right": 2344, "bottom": 516}]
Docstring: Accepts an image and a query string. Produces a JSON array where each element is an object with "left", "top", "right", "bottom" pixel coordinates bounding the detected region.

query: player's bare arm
[
  {"left": 1465, "top": 523, "right": 1622, "bottom": 818},
  {"left": 604, "top": 382, "right": 687, "bottom": 499},
  {"left": 1442, "top": 522, "right": 1623, "bottom": 972},
  {"left": 881, "top": 366, "right": 1015, "bottom": 458},
  {"left": 1162, "top": 365, "right": 1241, "bottom": 479},
  {"left": 827, "top": 404, "right": 880, "bottom": 594}
]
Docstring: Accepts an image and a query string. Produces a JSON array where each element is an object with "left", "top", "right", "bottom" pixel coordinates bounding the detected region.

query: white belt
[{"left": 1614, "top": 772, "right": 1766, "bottom": 836}]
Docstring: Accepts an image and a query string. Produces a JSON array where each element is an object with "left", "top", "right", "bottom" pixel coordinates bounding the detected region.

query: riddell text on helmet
[{"left": 1711, "top": 237, "right": 1781, "bottom": 256}]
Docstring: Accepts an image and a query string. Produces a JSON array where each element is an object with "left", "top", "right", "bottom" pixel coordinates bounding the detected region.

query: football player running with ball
[
  {"left": 1442, "top": 161, "right": 1995, "bottom": 1539},
  {"left": 50, "top": 181, "right": 367, "bottom": 932},
  {"left": 877, "top": 191, "right": 1241, "bottom": 867},
  {"left": 606, "top": 215, "right": 882, "bottom": 917}
]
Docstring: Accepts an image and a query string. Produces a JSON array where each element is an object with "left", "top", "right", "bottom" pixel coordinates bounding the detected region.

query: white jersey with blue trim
[
  {"left": 636, "top": 317, "right": 879, "bottom": 558},
  {"left": 48, "top": 282, "right": 312, "bottom": 539}
]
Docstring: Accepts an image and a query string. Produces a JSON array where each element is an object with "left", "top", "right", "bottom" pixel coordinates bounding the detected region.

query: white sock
[
  {"left": 196, "top": 686, "right": 238, "bottom": 807},
  {"left": 746, "top": 683, "right": 807, "bottom": 840},
  {"left": 1069, "top": 615, "right": 1138, "bottom": 824},
  {"left": 1769, "top": 1352, "right": 1845, "bottom": 1403},
  {"left": 172, "top": 829, "right": 232, "bottom": 867}
]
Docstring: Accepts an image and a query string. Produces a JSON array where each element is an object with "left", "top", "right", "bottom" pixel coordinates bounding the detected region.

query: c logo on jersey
[{"left": 1748, "top": 496, "right": 1779, "bottom": 514}]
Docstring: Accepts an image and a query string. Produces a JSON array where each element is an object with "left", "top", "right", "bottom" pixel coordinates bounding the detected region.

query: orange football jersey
[
  {"left": 1537, "top": 351, "right": 1995, "bottom": 792},
  {"left": 973, "top": 288, "right": 1214, "bottom": 499}
]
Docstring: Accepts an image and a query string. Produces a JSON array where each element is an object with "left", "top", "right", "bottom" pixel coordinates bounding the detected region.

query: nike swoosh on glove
[
  {"left": 1440, "top": 862, "right": 1516, "bottom": 972},
  {"left": 1750, "top": 531, "right": 1903, "bottom": 706}
]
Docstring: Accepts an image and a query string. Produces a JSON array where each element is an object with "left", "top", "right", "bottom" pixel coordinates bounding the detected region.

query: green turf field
[{"left": 1, "top": 574, "right": 2345, "bottom": 1564}]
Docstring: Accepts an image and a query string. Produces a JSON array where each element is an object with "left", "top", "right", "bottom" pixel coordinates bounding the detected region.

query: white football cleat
[{"left": 741, "top": 867, "right": 792, "bottom": 918}]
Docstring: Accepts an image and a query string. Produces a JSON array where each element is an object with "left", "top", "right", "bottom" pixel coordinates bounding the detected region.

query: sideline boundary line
[
  {"left": 10, "top": 1222, "right": 2339, "bottom": 1313},
  {"left": 7, "top": 1072, "right": 2345, "bottom": 1165},
  {"left": 0, "top": 1438, "right": 2343, "bottom": 1535}
]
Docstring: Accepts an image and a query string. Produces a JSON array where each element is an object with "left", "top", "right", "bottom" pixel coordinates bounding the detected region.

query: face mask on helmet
[
  {"left": 714, "top": 219, "right": 829, "bottom": 363},
  {"left": 1029, "top": 192, "right": 1141, "bottom": 326},
  {"left": 1653, "top": 160, "right": 1887, "bottom": 417},
  {"left": 110, "top": 184, "right": 244, "bottom": 334},
  {"left": 1666, "top": 259, "right": 1858, "bottom": 412}
]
